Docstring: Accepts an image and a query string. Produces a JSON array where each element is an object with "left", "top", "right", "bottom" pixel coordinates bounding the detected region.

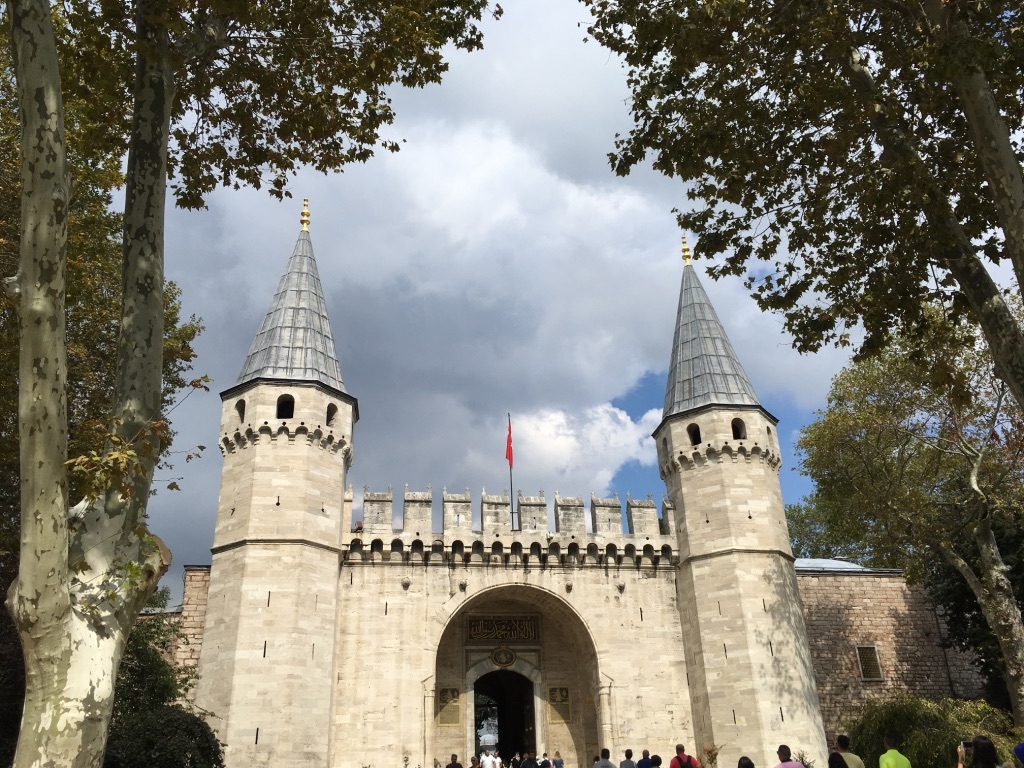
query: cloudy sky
[{"left": 148, "top": 0, "right": 853, "bottom": 604}]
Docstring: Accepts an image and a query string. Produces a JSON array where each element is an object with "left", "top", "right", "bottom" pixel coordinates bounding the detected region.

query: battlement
[
  {"left": 660, "top": 439, "right": 780, "bottom": 479},
  {"left": 345, "top": 485, "right": 675, "bottom": 566},
  {"left": 219, "top": 422, "right": 351, "bottom": 459}
]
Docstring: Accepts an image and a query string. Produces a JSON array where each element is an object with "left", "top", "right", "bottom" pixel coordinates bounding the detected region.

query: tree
[
  {"left": 102, "top": 589, "right": 224, "bottom": 768},
  {"left": 844, "top": 695, "right": 1018, "bottom": 768},
  {"left": 794, "top": 320, "right": 1024, "bottom": 723},
  {"left": 4, "top": 0, "right": 496, "bottom": 766},
  {"left": 922, "top": 521, "right": 1024, "bottom": 711},
  {"left": 582, "top": 0, "right": 1024, "bottom": 410},
  {"left": 0, "top": 21, "right": 203, "bottom": 762}
]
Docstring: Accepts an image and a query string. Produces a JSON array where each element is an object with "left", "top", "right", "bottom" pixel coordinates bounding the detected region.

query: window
[
  {"left": 276, "top": 394, "right": 295, "bottom": 419},
  {"left": 731, "top": 418, "right": 747, "bottom": 440},
  {"left": 856, "top": 645, "right": 884, "bottom": 681},
  {"left": 687, "top": 423, "right": 702, "bottom": 446},
  {"left": 235, "top": 399, "right": 246, "bottom": 423},
  {"left": 326, "top": 403, "right": 338, "bottom": 426}
]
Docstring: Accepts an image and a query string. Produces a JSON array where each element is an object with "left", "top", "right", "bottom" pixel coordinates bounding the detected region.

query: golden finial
[
  {"left": 681, "top": 235, "right": 692, "bottom": 265},
  {"left": 301, "top": 198, "right": 310, "bottom": 231}
]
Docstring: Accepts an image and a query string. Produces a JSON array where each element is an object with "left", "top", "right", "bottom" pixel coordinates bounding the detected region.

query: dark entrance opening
[{"left": 474, "top": 670, "right": 535, "bottom": 758}]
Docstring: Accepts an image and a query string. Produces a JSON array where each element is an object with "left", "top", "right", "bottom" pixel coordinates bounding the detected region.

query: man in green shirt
[{"left": 879, "top": 733, "right": 911, "bottom": 768}]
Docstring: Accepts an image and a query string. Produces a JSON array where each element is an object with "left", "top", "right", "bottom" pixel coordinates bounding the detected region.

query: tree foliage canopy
[
  {"left": 793, "top": 316, "right": 1024, "bottom": 723},
  {"left": 58, "top": 0, "right": 499, "bottom": 208},
  {"left": 844, "top": 695, "right": 1020, "bottom": 768},
  {"left": 584, "top": 0, "right": 1024, "bottom": 406},
  {"left": 103, "top": 589, "right": 224, "bottom": 768}
]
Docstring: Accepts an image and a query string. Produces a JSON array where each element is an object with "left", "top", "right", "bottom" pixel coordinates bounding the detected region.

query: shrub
[{"left": 844, "top": 696, "right": 1021, "bottom": 768}]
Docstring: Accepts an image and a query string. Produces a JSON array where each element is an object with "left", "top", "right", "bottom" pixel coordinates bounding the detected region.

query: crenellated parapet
[
  {"left": 346, "top": 485, "right": 677, "bottom": 567},
  {"left": 219, "top": 422, "right": 351, "bottom": 459},
  {"left": 660, "top": 439, "right": 780, "bottom": 479}
]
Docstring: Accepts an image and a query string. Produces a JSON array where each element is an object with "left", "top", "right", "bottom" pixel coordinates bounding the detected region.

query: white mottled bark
[{"left": 7, "top": 0, "right": 172, "bottom": 764}]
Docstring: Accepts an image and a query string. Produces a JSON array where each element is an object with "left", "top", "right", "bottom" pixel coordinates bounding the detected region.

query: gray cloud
[{"left": 148, "top": 6, "right": 851, "bottom": 604}]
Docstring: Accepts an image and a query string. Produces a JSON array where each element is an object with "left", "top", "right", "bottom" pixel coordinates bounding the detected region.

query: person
[
  {"left": 651, "top": 757, "right": 663, "bottom": 768},
  {"left": 671, "top": 744, "right": 700, "bottom": 768},
  {"left": 496, "top": 752, "right": 504, "bottom": 768},
  {"left": 836, "top": 736, "right": 865, "bottom": 768},
  {"left": 521, "top": 753, "right": 539, "bottom": 768},
  {"left": 597, "top": 749, "right": 618, "bottom": 768},
  {"left": 638, "top": 751, "right": 652, "bottom": 768},
  {"left": 828, "top": 755, "right": 847, "bottom": 768},
  {"left": 483, "top": 751, "right": 498, "bottom": 768},
  {"left": 878, "top": 733, "right": 911, "bottom": 768},
  {"left": 448, "top": 756, "right": 464, "bottom": 768},
  {"left": 738, "top": 759, "right": 755, "bottom": 768},
  {"left": 554, "top": 751, "right": 565, "bottom": 768},
  {"left": 540, "top": 753, "right": 551, "bottom": 768},
  {"left": 774, "top": 745, "right": 805, "bottom": 768},
  {"left": 511, "top": 753, "right": 522, "bottom": 768},
  {"left": 958, "top": 735, "right": 1000, "bottom": 768},
  {"left": 471, "top": 757, "right": 481, "bottom": 768},
  {"left": 622, "top": 749, "right": 638, "bottom": 768}
]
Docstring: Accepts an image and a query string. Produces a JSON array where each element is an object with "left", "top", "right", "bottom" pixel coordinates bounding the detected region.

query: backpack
[{"left": 672, "top": 756, "right": 696, "bottom": 768}]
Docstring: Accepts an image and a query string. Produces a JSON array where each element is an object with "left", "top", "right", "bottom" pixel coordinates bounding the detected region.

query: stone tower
[
  {"left": 653, "top": 246, "right": 827, "bottom": 768},
  {"left": 194, "top": 201, "right": 357, "bottom": 767}
]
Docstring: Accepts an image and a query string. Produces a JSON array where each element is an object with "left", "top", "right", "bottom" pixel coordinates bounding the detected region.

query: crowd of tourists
[{"left": 444, "top": 733, "right": 1024, "bottom": 768}]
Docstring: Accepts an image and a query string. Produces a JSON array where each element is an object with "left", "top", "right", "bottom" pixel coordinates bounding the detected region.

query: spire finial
[
  {"left": 301, "top": 198, "right": 310, "bottom": 231},
  {"left": 681, "top": 235, "right": 692, "bottom": 266}
]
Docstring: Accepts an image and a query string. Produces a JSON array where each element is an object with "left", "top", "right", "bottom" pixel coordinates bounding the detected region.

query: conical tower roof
[
  {"left": 663, "top": 250, "right": 760, "bottom": 419},
  {"left": 236, "top": 201, "right": 346, "bottom": 393}
]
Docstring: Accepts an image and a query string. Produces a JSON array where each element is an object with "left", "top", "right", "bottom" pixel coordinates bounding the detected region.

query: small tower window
[
  {"left": 235, "top": 399, "right": 246, "bottom": 423},
  {"left": 687, "top": 423, "right": 702, "bottom": 446},
  {"left": 731, "top": 418, "right": 747, "bottom": 440},
  {"left": 276, "top": 394, "right": 295, "bottom": 420},
  {"left": 326, "top": 403, "right": 338, "bottom": 427}
]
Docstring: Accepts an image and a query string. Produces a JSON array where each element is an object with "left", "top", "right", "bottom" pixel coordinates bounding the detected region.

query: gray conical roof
[
  {"left": 663, "top": 263, "right": 760, "bottom": 418},
  {"left": 237, "top": 227, "right": 346, "bottom": 392}
]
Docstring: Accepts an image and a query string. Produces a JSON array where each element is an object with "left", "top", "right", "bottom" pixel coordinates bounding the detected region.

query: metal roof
[
  {"left": 663, "top": 263, "right": 760, "bottom": 419},
  {"left": 236, "top": 228, "right": 346, "bottom": 392}
]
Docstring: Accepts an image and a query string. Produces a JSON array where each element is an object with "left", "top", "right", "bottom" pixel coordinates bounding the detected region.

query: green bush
[{"left": 844, "top": 696, "right": 1021, "bottom": 768}]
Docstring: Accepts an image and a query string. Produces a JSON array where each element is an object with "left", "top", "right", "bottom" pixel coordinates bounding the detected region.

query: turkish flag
[{"left": 505, "top": 415, "right": 513, "bottom": 470}]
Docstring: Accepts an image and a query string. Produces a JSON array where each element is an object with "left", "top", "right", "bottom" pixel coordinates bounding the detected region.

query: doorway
[{"left": 474, "top": 670, "right": 535, "bottom": 758}]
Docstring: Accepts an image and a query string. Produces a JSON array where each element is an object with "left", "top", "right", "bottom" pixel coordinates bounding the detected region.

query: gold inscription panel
[
  {"left": 548, "top": 687, "right": 571, "bottom": 723},
  {"left": 465, "top": 615, "right": 539, "bottom": 643},
  {"left": 438, "top": 687, "right": 460, "bottom": 726}
]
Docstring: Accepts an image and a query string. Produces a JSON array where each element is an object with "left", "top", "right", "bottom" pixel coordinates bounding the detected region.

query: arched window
[
  {"left": 235, "top": 399, "right": 246, "bottom": 423},
  {"left": 276, "top": 394, "right": 295, "bottom": 420},
  {"left": 529, "top": 542, "right": 542, "bottom": 559},
  {"left": 511, "top": 542, "right": 524, "bottom": 560},
  {"left": 567, "top": 543, "right": 580, "bottom": 561},
  {"left": 411, "top": 540, "right": 424, "bottom": 556},
  {"left": 390, "top": 539, "right": 404, "bottom": 554},
  {"left": 732, "top": 418, "right": 747, "bottom": 440},
  {"left": 687, "top": 423, "right": 702, "bottom": 446},
  {"left": 491, "top": 541, "right": 504, "bottom": 556},
  {"left": 326, "top": 403, "right": 338, "bottom": 427}
]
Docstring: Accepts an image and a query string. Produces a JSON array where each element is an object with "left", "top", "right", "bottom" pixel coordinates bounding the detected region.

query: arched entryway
[{"left": 430, "top": 585, "right": 601, "bottom": 768}]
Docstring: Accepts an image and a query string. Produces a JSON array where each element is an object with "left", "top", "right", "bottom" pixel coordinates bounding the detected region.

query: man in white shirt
[{"left": 482, "top": 751, "right": 498, "bottom": 768}]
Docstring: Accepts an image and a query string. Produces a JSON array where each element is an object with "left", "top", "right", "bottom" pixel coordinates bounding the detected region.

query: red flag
[{"left": 505, "top": 414, "right": 514, "bottom": 469}]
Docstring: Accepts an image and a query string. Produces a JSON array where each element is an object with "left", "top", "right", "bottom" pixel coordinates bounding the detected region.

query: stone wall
[
  {"left": 173, "top": 565, "right": 211, "bottom": 697},
  {"left": 796, "top": 566, "right": 983, "bottom": 742}
]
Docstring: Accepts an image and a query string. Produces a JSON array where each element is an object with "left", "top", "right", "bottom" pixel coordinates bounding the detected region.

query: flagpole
[{"left": 506, "top": 413, "right": 516, "bottom": 530}]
